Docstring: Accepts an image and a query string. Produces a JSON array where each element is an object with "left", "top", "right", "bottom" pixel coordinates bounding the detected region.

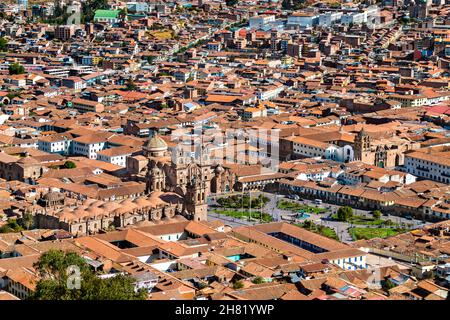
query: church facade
[
  {"left": 143, "top": 134, "right": 236, "bottom": 221},
  {"left": 353, "top": 129, "right": 420, "bottom": 169}
]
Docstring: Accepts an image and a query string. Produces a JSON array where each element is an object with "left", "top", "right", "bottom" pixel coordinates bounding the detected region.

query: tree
[
  {"left": 252, "top": 276, "right": 265, "bottom": 284},
  {"left": 0, "top": 218, "right": 23, "bottom": 233},
  {"left": 337, "top": 206, "right": 353, "bottom": 222},
  {"left": 0, "top": 37, "right": 7, "bottom": 52},
  {"left": 64, "top": 161, "right": 76, "bottom": 169},
  {"left": 302, "top": 220, "right": 313, "bottom": 230},
  {"left": 226, "top": 0, "right": 239, "bottom": 6},
  {"left": 373, "top": 210, "right": 382, "bottom": 220},
  {"left": 281, "top": 0, "right": 293, "bottom": 10},
  {"left": 282, "top": 0, "right": 306, "bottom": 10},
  {"left": 81, "top": 0, "right": 109, "bottom": 23},
  {"left": 232, "top": 280, "right": 244, "bottom": 289},
  {"left": 30, "top": 250, "right": 146, "bottom": 300},
  {"left": 381, "top": 279, "right": 396, "bottom": 292},
  {"left": 9, "top": 62, "right": 25, "bottom": 75},
  {"left": 20, "top": 212, "right": 34, "bottom": 230}
]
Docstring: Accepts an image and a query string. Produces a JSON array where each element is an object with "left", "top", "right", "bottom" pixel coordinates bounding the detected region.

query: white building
[
  {"left": 38, "top": 134, "right": 71, "bottom": 155},
  {"left": 318, "top": 11, "right": 343, "bottom": 27},
  {"left": 72, "top": 135, "right": 108, "bottom": 160},
  {"left": 126, "top": 2, "right": 151, "bottom": 13},
  {"left": 341, "top": 6, "right": 379, "bottom": 25},
  {"left": 287, "top": 12, "right": 319, "bottom": 28},
  {"left": 97, "top": 146, "right": 135, "bottom": 167},
  {"left": 291, "top": 137, "right": 354, "bottom": 162},
  {"left": 328, "top": 254, "right": 367, "bottom": 270},
  {"left": 256, "top": 84, "right": 285, "bottom": 101},
  {"left": 249, "top": 15, "right": 276, "bottom": 29},
  {"left": 404, "top": 150, "right": 450, "bottom": 184}
]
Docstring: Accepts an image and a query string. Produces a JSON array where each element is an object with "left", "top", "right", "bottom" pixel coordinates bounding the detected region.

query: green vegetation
[
  {"left": 41, "top": 4, "right": 71, "bottom": 25},
  {"left": 0, "top": 218, "right": 24, "bottom": 233},
  {"left": 213, "top": 209, "right": 273, "bottom": 223},
  {"left": 382, "top": 279, "right": 396, "bottom": 291},
  {"left": 0, "top": 37, "right": 7, "bottom": 52},
  {"left": 30, "top": 250, "right": 146, "bottom": 300},
  {"left": 372, "top": 210, "right": 382, "bottom": 220},
  {"left": 64, "top": 161, "right": 76, "bottom": 169},
  {"left": 0, "top": 213, "right": 35, "bottom": 233},
  {"left": 277, "top": 200, "right": 326, "bottom": 214},
  {"left": 232, "top": 280, "right": 244, "bottom": 289},
  {"left": 226, "top": 0, "right": 239, "bottom": 6},
  {"left": 281, "top": 0, "right": 307, "bottom": 10},
  {"left": 217, "top": 194, "right": 270, "bottom": 210},
  {"left": 349, "top": 227, "right": 406, "bottom": 240},
  {"left": 82, "top": 0, "right": 110, "bottom": 23},
  {"left": 336, "top": 206, "right": 353, "bottom": 222},
  {"left": 21, "top": 212, "right": 34, "bottom": 230},
  {"left": 197, "top": 282, "right": 208, "bottom": 289},
  {"left": 252, "top": 276, "right": 265, "bottom": 284},
  {"left": 45, "top": 0, "right": 110, "bottom": 24},
  {"left": 331, "top": 214, "right": 398, "bottom": 227},
  {"left": 9, "top": 62, "right": 25, "bottom": 75},
  {"left": 296, "top": 220, "right": 339, "bottom": 240}
]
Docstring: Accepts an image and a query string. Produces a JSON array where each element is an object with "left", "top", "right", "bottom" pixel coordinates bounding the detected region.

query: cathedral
[{"left": 142, "top": 134, "right": 235, "bottom": 222}]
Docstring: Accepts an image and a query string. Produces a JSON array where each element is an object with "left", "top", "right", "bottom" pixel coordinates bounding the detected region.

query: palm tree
[{"left": 21, "top": 212, "right": 34, "bottom": 230}]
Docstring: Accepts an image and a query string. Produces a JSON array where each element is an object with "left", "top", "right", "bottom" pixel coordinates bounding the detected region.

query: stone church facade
[
  {"left": 353, "top": 129, "right": 420, "bottom": 169},
  {"left": 143, "top": 134, "right": 235, "bottom": 221}
]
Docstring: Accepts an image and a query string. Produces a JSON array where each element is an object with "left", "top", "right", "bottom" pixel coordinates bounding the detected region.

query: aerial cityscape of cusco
[{"left": 0, "top": 0, "right": 449, "bottom": 302}]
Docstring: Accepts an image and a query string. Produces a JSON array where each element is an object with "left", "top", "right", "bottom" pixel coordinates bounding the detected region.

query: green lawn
[
  {"left": 331, "top": 214, "right": 398, "bottom": 227},
  {"left": 217, "top": 194, "right": 270, "bottom": 210},
  {"left": 349, "top": 227, "right": 406, "bottom": 240},
  {"left": 212, "top": 209, "right": 273, "bottom": 223},
  {"left": 295, "top": 222, "right": 339, "bottom": 240},
  {"left": 277, "top": 200, "right": 327, "bottom": 214}
]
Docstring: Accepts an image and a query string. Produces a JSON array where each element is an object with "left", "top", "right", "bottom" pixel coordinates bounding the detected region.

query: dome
[
  {"left": 89, "top": 200, "right": 104, "bottom": 208},
  {"left": 73, "top": 208, "right": 91, "bottom": 220},
  {"left": 120, "top": 199, "right": 138, "bottom": 210},
  {"left": 42, "top": 192, "right": 65, "bottom": 202},
  {"left": 99, "top": 201, "right": 121, "bottom": 212},
  {"left": 145, "top": 134, "right": 168, "bottom": 152},
  {"left": 113, "top": 206, "right": 131, "bottom": 215},
  {"left": 73, "top": 206, "right": 87, "bottom": 214},
  {"left": 59, "top": 211, "right": 76, "bottom": 222},
  {"left": 82, "top": 199, "right": 97, "bottom": 206},
  {"left": 133, "top": 197, "right": 152, "bottom": 208},
  {"left": 86, "top": 206, "right": 106, "bottom": 217}
]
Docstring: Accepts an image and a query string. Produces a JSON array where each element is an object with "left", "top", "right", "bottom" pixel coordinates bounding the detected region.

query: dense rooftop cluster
[{"left": 0, "top": 0, "right": 449, "bottom": 300}]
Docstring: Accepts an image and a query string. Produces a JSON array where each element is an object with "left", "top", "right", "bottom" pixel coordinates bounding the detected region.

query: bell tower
[
  {"left": 184, "top": 162, "right": 209, "bottom": 221},
  {"left": 146, "top": 161, "right": 165, "bottom": 193},
  {"left": 354, "top": 128, "right": 371, "bottom": 161}
]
